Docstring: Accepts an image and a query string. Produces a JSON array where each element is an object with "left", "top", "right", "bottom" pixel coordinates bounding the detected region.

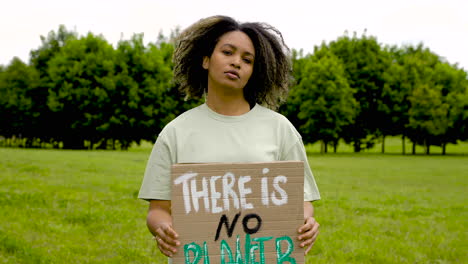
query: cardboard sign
[{"left": 171, "top": 161, "right": 305, "bottom": 264}]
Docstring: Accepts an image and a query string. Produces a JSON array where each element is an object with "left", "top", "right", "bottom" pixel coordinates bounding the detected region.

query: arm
[
  {"left": 298, "top": 201, "right": 320, "bottom": 255},
  {"left": 147, "top": 200, "right": 180, "bottom": 257}
]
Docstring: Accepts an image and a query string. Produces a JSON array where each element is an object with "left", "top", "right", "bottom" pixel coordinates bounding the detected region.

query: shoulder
[
  {"left": 159, "top": 104, "right": 205, "bottom": 134},
  {"left": 253, "top": 105, "right": 300, "bottom": 136},
  {"left": 252, "top": 104, "right": 290, "bottom": 122}
]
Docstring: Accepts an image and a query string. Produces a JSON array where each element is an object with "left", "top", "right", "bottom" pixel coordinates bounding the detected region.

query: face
[{"left": 202, "top": 30, "right": 255, "bottom": 93}]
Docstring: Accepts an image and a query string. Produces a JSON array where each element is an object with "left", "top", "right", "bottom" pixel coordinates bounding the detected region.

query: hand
[
  {"left": 153, "top": 223, "right": 180, "bottom": 257},
  {"left": 297, "top": 216, "right": 319, "bottom": 255}
]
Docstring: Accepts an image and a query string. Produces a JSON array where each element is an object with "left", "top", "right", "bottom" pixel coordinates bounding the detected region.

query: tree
[
  {"left": 328, "top": 32, "right": 390, "bottom": 152},
  {"left": 399, "top": 45, "right": 467, "bottom": 154},
  {"left": 29, "top": 25, "right": 78, "bottom": 146},
  {"left": 0, "top": 57, "right": 40, "bottom": 146},
  {"left": 379, "top": 45, "right": 420, "bottom": 154},
  {"left": 285, "top": 47, "right": 357, "bottom": 153},
  {"left": 430, "top": 62, "right": 468, "bottom": 154},
  {"left": 47, "top": 33, "right": 116, "bottom": 149},
  {"left": 279, "top": 49, "right": 306, "bottom": 132},
  {"left": 407, "top": 84, "right": 450, "bottom": 154},
  {"left": 113, "top": 34, "right": 179, "bottom": 148},
  {"left": 442, "top": 85, "right": 468, "bottom": 153},
  {"left": 379, "top": 50, "right": 406, "bottom": 153}
]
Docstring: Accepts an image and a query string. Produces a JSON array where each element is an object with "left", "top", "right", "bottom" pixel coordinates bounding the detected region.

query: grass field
[
  {"left": 0, "top": 140, "right": 467, "bottom": 263},
  {"left": 304, "top": 136, "right": 468, "bottom": 155}
]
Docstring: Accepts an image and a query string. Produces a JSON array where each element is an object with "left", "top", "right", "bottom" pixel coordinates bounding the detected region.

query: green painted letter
[
  {"left": 220, "top": 240, "right": 233, "bottom": 264},
  {"left": 253, "top": 236, "right": 273, "bottom": 264},
  {"left": 235, "top": 235, "right": 244, "bottom": 264},
  {"left": 185, "top": 242, "right": 202, "bottom": 264},
  {"left": 203, "top": 241, "right": 210, "bottom": 264},
  {"left": 275, "top": 236, "right": 296, "bottom": 264}
]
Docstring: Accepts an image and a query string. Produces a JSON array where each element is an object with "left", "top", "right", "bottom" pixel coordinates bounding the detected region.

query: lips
[{"left": 225, "top": 70, "right": 240, "bottom": 79}]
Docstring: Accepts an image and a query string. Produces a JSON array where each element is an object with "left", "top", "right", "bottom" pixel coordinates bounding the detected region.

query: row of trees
[
  {"left": 282, "top": 34, "right": 467, "bottom": 154},
  {"left": 0, "top": 26, "right": 197, "bottom": 150},
  {"left": 0, "top": 26, "right": 466, "bottom": 153}
]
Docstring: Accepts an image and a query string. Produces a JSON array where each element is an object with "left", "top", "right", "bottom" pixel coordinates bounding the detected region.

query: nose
[{"left": 231, "top": 56, "right": 241, "bottom": 69}]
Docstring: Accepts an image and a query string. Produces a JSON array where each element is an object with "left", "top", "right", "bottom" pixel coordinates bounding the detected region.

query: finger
[
  {"left": 155, "top": 228, "right": 178, "bottom": 253},
  {"left": 156, "top": 236, "right": 178, "bottom": 256},
  {"left": 298, "top": 223, "right": 312, "bottom": 233},
  {"left": 158, "top": 244, "right": 174, "bottom": 258},
  {"left": 156, "top": 225, "right": 179, "bottom": 245},
  {"left": 298, "top": 222, "right": 319, "bottom": 241},
  {"left": 298, "top": 229, "right": 314, "bottom": 241},
  {"left": 304, "top": 240, "right": 315, "bottom": 255},
  {"left": 298, "top": 217, "right": 317, "bottom": 233},
  {"left": 161, "top": 225, "right": 180, "bottom": 246},
  {"left": 154, "top": 236, "right": 173, "bottom": 257},
  {"left": 301, "top": 230, "right": 319, "bottom": 249},
  {"left": 162, "top": 225, "right": 179, "bottom": 240}
]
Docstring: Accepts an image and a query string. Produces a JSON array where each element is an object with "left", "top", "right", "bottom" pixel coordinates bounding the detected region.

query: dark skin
[
  {"left": 146, "top": 200, "right": 178, "bottom": 257},
  {"left": 147, "top": 200, "right": 319, "bottom": 257}
]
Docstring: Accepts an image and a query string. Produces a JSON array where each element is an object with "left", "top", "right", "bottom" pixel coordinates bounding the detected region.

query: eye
[
  {"left": 222, "top": 50, "right": 232, "bottom": 55},
  {"left": 243, "top": 58, "right": 253, "bottom": 64}
]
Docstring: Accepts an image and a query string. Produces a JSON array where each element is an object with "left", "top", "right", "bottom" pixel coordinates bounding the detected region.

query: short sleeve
[
  {"left": 283, "top": 138, "right": 321, "bottom": 202},
  {"left": 138, "top": 132, "right": 173, "bottom": 200}
]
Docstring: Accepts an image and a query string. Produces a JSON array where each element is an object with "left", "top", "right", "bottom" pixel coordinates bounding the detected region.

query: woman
[{"left": 138, "top": 15, "right": 320, "bottom": 260}]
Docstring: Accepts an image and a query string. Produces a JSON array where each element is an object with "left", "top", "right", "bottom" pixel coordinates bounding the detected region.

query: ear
[{"left": 202, "top": 56, "right": 210, "bottom": 70}]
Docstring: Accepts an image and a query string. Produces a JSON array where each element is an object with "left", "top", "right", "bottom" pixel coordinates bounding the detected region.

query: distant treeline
[{"left": 0, "top": 26, "right": 466, "bottom": 153}]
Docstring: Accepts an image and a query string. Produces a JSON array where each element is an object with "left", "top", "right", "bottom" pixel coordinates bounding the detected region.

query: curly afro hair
[{"left": 173, "top": 15, "right": 292, "bottom": 110}]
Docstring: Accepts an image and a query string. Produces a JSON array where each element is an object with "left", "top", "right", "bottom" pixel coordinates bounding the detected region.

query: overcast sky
[{"left": 1, "top": 0, "right": 467, "bottom": 69}]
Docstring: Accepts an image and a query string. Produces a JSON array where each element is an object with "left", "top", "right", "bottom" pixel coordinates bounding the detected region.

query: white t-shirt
[{"left": 138, "top": 103, "right": 320, "bottom": 201}]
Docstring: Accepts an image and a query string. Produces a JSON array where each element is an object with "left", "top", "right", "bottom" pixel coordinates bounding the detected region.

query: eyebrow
[{"left": 221, "top": 44, "right": 255, "bottom": 58}]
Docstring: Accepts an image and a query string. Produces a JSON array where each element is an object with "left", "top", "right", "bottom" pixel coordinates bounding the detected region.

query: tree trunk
[
  {"left": 96, "top": 139, "right": 107, "bottom": 149},
  {"left": 333, "top": 141, "right": 338, "bottom": 153},
  {"left": 122, "top": 141, "right": 130, "bottom": 151},
  {"left": 324, "top": 141, "right": 328, "bottom": 153},
  {"left": 381, "top": 135, "right": 385, "bottom": 154},
  {"left": 412, "top": 142, "right": 416, "bottom": 155},
  {"left": 425, "top": 140, "right": 430, "bottom": 155},
  {"left": 26, "top": 138, "right": 32, "bottom": 148},
  {"left": 402, "top": 135, "right": 406, "bottom": 155},
  {"left": 320, "top": 141, "right": 325, "bottom": 154},
  {"left": 64, "top": 139, "right": 85, "bottom": 149},
  {"left": 354, "top": 141, "right": 361, "bottom": 152},
  {"left": 442, "top": 143, "right": 446, "bottom": 155}
]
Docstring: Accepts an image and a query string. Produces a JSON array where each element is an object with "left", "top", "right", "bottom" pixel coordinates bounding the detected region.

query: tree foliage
[
  {"left": 327, "top": 32, "right": 391, "bottom": 151},
  {"left": 0, "top": 27, "right": 466, "bottom": 153},
  {"left": 0, "top": 57, "right": 39, "bottom": 143},
  {"left": 0, "top": 26, "right": 190, "bottom": 149},
  {"left": 283, "top": 47, "right": 357, "bottom": 152}
]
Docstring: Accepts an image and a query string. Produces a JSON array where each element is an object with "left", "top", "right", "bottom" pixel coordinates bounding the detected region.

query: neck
[{"left": 206, "top": 88, "right": 251, "bottom": 116}]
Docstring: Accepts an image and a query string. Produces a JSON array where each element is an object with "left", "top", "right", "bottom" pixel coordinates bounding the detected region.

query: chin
[{"left": 219, "top": 82, "right": 245, "bottom": 91}]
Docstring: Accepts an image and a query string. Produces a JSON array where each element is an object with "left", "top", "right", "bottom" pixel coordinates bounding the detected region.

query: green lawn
[
  {"left": 305, "top": 137, "right": 468, "bottom": 155},
  {"left": 309, "top": 154, "right": 467, "bottom": 263},
  {"left": 0, "top": 144, "right": 467, "bottom": 263}
]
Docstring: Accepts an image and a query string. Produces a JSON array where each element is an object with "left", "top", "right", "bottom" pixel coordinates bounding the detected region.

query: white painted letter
[
  {"left": 261, "top": 168, "right": 270, "bottom": 206},
  {"left": 222, "top": 172, "right": 239, "bottom": 211},
  {"left": 173, "top": 172, "right": 198, "bottom": 214},
  {"left": 190, "top": 177, "right": 210, "bottom": 213},
  {"left": 238, "top": 176, "right": 253, "bottom": 210},
  {"left": 210, "top": 176, "right": 223, "bottom": 214},
  {"left": 261, "top": 177, "right": 269, "bottom": 206},
  {"left": 271, "top": 175, "right": 288, "bottom": 206}
]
